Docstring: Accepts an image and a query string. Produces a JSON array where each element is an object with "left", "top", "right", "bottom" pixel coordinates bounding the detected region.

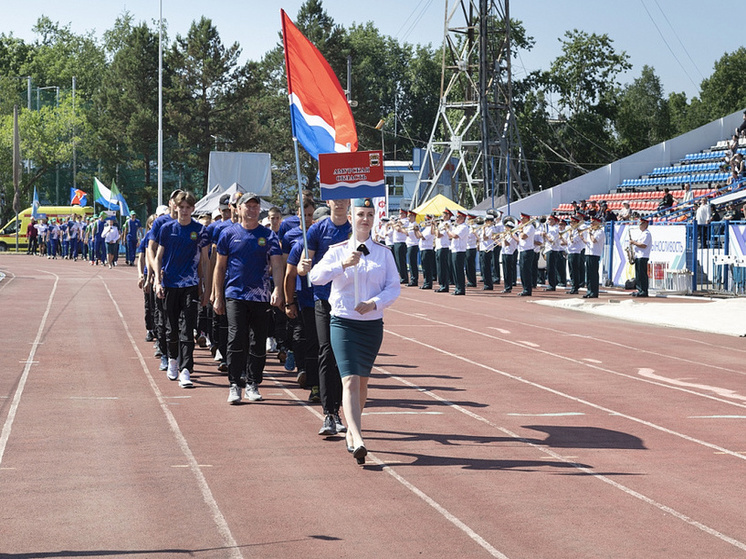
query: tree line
[{"left": 1, "top": 0, "right": 745, "bottom": 222}]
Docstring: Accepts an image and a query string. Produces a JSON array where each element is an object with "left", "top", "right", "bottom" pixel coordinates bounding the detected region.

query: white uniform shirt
[
  {"left": 435, "top": 223, "right": 451, "bottom": 250},
  {"left": 567, "top": 227, "right": 585, "bottom": 254},
  {"left": 583, "top": 227, "right": 605, "bottom": 257},
  {"left": 546, "top": 224, "right": 562, "bottom": 251},
  {"left": 450, "top": 222, "right": 469, "bottom": 253},
  {"left": 393, "top": 218, "right": 408, "bottom": 243},
  {"left": 502, "top": 231, "right": 518, "bottom": 255},
  {"left": 405, "top": 220, "right": 419, "bottom": 248},
  {"left": 419, "top": 225, "right": 435, "bottom": 251},
  {"left": 633, "top": 227, "right": 652, "bottom": 259},
  {"left": 479, "top": 224, "right": 496, "bottom": 252},
  {"left": 308, "top": 237, "right": 401, "bottom": 321},
  {"left": 517, "top": 222, "right": 535, "bottom": 252},
  {"left": 466, "top": 226, "right": 478, "bottom": 250}
]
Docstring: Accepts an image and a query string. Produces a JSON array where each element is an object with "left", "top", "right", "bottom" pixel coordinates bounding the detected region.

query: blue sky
[{"left": 2, "top": 0, "right": 738, "bottom": 101}]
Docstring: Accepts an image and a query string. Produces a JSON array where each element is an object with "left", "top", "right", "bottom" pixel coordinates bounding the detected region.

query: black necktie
[{"left": 357, "top": 243, "right": 370, "bottom": 256}]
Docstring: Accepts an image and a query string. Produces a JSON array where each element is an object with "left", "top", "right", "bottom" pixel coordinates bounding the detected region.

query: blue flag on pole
[{"left": 32, "top": 186, "right": 40, "bottom": 218}]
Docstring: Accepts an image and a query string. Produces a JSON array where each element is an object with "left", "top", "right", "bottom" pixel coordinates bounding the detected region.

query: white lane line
[
  {"left": 375, "top": 361, "right": 746, "bottom": 553},
  {"left": 363, "top": 411, "right": 443, "bottom": 415},
  {"left": 690, "top": 416, "right": 746, "bottom": 419},
  {"left": 506, "top": 413, "right": 585, "bottom": 417},
  {"left": 489, "top": 327, "right": 511, "bottom": 334},
  {"left": 0, "top": 269, "right": 16, "bottom": 292},
  {"left": 582, "top": 358, "right": 602, "bottom": 364},
  {"left": 101, "top": 279, "right": 243, "bottom": 559},
  {"left": 0, "top": 271, "right": 58, "bottom": 467},
  {"left": 517, "top": 340, "right": 539, "bottom": 347},
  {"left": 69, "top": 397, "right": 119, "bottom": 400},
  {"left": 401, "top": 297, "right": 746, "bottom": 375},
  {"left": 383, "top": 328, "right": 746, "bottom": 462},
  {"left": 266, "top": 374, "right": 510, "bottom": 559},
  {"left": 638, "top": 369, "right": 746, "bottom": 402},
  {"left": 391, "top": 309, "right": 746, "bottom": 411}
]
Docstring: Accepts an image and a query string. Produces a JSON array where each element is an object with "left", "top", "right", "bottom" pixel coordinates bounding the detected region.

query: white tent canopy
[
  {"left": 193, "top": 182, "right": 273, "bottom": 215},
  {"left": 207, "top": 152, "right": 272, "bottom": 196}
]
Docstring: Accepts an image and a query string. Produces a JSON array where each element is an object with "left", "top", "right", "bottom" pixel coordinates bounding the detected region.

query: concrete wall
[{"left": 496, "top": 108, "right": 746, "bottom": 217}]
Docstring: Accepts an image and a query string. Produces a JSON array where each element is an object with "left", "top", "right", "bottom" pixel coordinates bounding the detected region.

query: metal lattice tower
[{"left": 412, "top": 0, "right": 532, "bottom": 209}]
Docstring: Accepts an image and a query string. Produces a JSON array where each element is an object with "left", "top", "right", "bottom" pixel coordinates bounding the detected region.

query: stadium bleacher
[{"left": 552, "top": 138, "right": 740, "bottom": 218}]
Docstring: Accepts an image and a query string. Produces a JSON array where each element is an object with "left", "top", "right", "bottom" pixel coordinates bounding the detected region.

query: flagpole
[
  {"left": 157, "top": 0, "right": 164, "bottom": 207},
  {"left": 292, "top": 138, "right": 309, "bottom": 258}
]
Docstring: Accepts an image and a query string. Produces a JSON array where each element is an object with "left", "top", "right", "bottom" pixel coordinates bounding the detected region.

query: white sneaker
[
  {"left": 266, "top": 337, "right": 277, "bottom": 353},
  {"left": 167, "top": 359, "right": 178, "bottom": 380},
  {"left": 178, "top": 369, "right": 194, "bottom": 388},
  {"left": 245, "top": 383, "right": 263, "bottom": 401},
  {"left": 227, "top": 384, "right": 242, "bottom": 404},
  {"left": 213, "top": 349, "right": 223, "bottom": 362}
]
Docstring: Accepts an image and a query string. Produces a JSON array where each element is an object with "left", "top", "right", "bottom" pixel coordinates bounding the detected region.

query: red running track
[{"left": 1, "top": 254, "right": 745, "bottom": 558}]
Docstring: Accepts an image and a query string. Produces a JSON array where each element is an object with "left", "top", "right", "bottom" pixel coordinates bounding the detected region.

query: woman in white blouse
[{"left": 307, "top": 198, "right": 401, "bottom": 465}]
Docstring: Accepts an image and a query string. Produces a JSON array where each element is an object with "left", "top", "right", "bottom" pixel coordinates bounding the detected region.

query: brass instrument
[{"left": 625, "top": 226, "right": 636, "bottom": 264}]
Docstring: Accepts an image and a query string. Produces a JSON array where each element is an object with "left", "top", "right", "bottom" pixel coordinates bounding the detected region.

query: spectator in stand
[
  {"left": 733, "top": 205, "right": 744, "bottom": 221},
  {"left": 695, "top": 198, "right": 712, "bottom": 248},
  {"left": 723, "top": 203, "right": 737, "bottom": 221},
  {"left": 600, "top": 201, "right": 616, "bottom": 222},
  {"left": 682, "top": 183, "right": 694, "bottom": 207},
  {"left": 726, "top": 170, "right": 740, "bottom": 191},
  {"left": 725, "top": 134, "right": 739, "bottom": 168},
  {"left": 658, "top": 188, "right": 674, "bottom": 211},
  {"left": 732, "top": 153, "right": 746, "bottom": 179},
  {"left": 736, "top": 111, "right": 746, "bottom": 138},
  {"left": 618, "top": 201, "right": 632, "bottom": 221}
]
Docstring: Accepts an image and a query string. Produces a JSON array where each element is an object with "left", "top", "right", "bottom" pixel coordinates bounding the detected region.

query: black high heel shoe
[{"left": 352, "top": 445, "right": 367, "bottom": 465}]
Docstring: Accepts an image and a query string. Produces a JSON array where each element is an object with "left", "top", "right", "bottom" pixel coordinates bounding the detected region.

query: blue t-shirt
[
  {"left": 278, "top": 215, "right": 301, "bottom": 250},
  {"left": 150, "top": 214, "right": 173, "bottom": 246},
  {"left": 287, "top": 240, "right": 313, "bottom": 309},
  {"left": 136, "top": 235, "right": 149, "bottom": 275},
  {"left": 157, "top": 219, "right": 209, "bottom": 288},
  {"left": 126, "top": 217, "right": 141, "bottom": 239},
  {"left": 216, "top": 224, "right": 281, "bottom": 302},
  {"left": 210, "top": 218, "right": 236, "bottom": 245},
  {"left": 306, "top": 218, "right": 351, "bottom": 301},
  {"left": 282, "top": 225, "right": 305, "bottom": 254}
]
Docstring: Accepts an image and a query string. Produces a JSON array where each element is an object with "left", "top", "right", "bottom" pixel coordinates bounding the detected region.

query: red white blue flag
[
  {"left": 281, "top": 9, "right": 358, "bottom": 160},
  {"left": 70, "top": 188, "right": 88, "bottom": 206}
]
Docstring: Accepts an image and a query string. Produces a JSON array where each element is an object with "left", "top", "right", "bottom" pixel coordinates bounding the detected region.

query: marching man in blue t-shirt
[
  {"left": 212, "top": 192, "right": 285, "bottom": 405},
  {"left": 152, "top": 191, "right": 211, "bottom": 388}
]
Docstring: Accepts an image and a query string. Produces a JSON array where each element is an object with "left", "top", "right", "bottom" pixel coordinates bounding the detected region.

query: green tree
[
  {"left": 616, "top": 65, "right": 671, "bottom": 156},
  {"left": 91, "top": 20, "right": 161, "bottom": 212},
  {"left": 0, "top": 94, "right": 85, "bottom": 219},
  {"left": 167, "top": 17, "right": 247, "bottom": 195},
  {"left": 26, "top": 17, "right": 106, "bottom": 102},
  {"left": 699, "top": 47, "right": 746, "bottom": 120}
]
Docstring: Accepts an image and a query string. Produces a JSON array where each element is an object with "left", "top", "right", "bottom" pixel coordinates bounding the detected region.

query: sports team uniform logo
[
  {"left": 190, "top": 232, "right": 198, "bottom": 241},
  {"left": 258, "top": 237, "right": 267, "bottom": 247}
]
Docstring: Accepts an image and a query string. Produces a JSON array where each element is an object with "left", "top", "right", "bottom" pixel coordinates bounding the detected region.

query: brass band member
[
  {"left": 392, "top": 208, "right": 409, "bottom": 284},
  {"left": 500, "top": 218, "right": 518, "bottom": 293},
  {"left": 465, "top": 213, "right": 479, "bottom": 288},
  {"left": 419, "top": 215, "right": 437, "bottom": 290},
  {"left": 566, "top": 215, "right": 585, "bottom": 294},
  {"left": 435, "top": 209, "right": 453, "bottom": 292},
  {"left": 582, "top": 216, "right": 604, "bottom": 298},
  {"left": 479, "top": 215, "right": 496, "bottom": 290},
  {"left": 516, "top": 212, "right": 536, "bottom": 296}
]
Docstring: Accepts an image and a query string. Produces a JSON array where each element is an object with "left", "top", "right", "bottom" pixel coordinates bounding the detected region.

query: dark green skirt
[{"left": 330, "top": 316, "right": 383, "bottom": 378}]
